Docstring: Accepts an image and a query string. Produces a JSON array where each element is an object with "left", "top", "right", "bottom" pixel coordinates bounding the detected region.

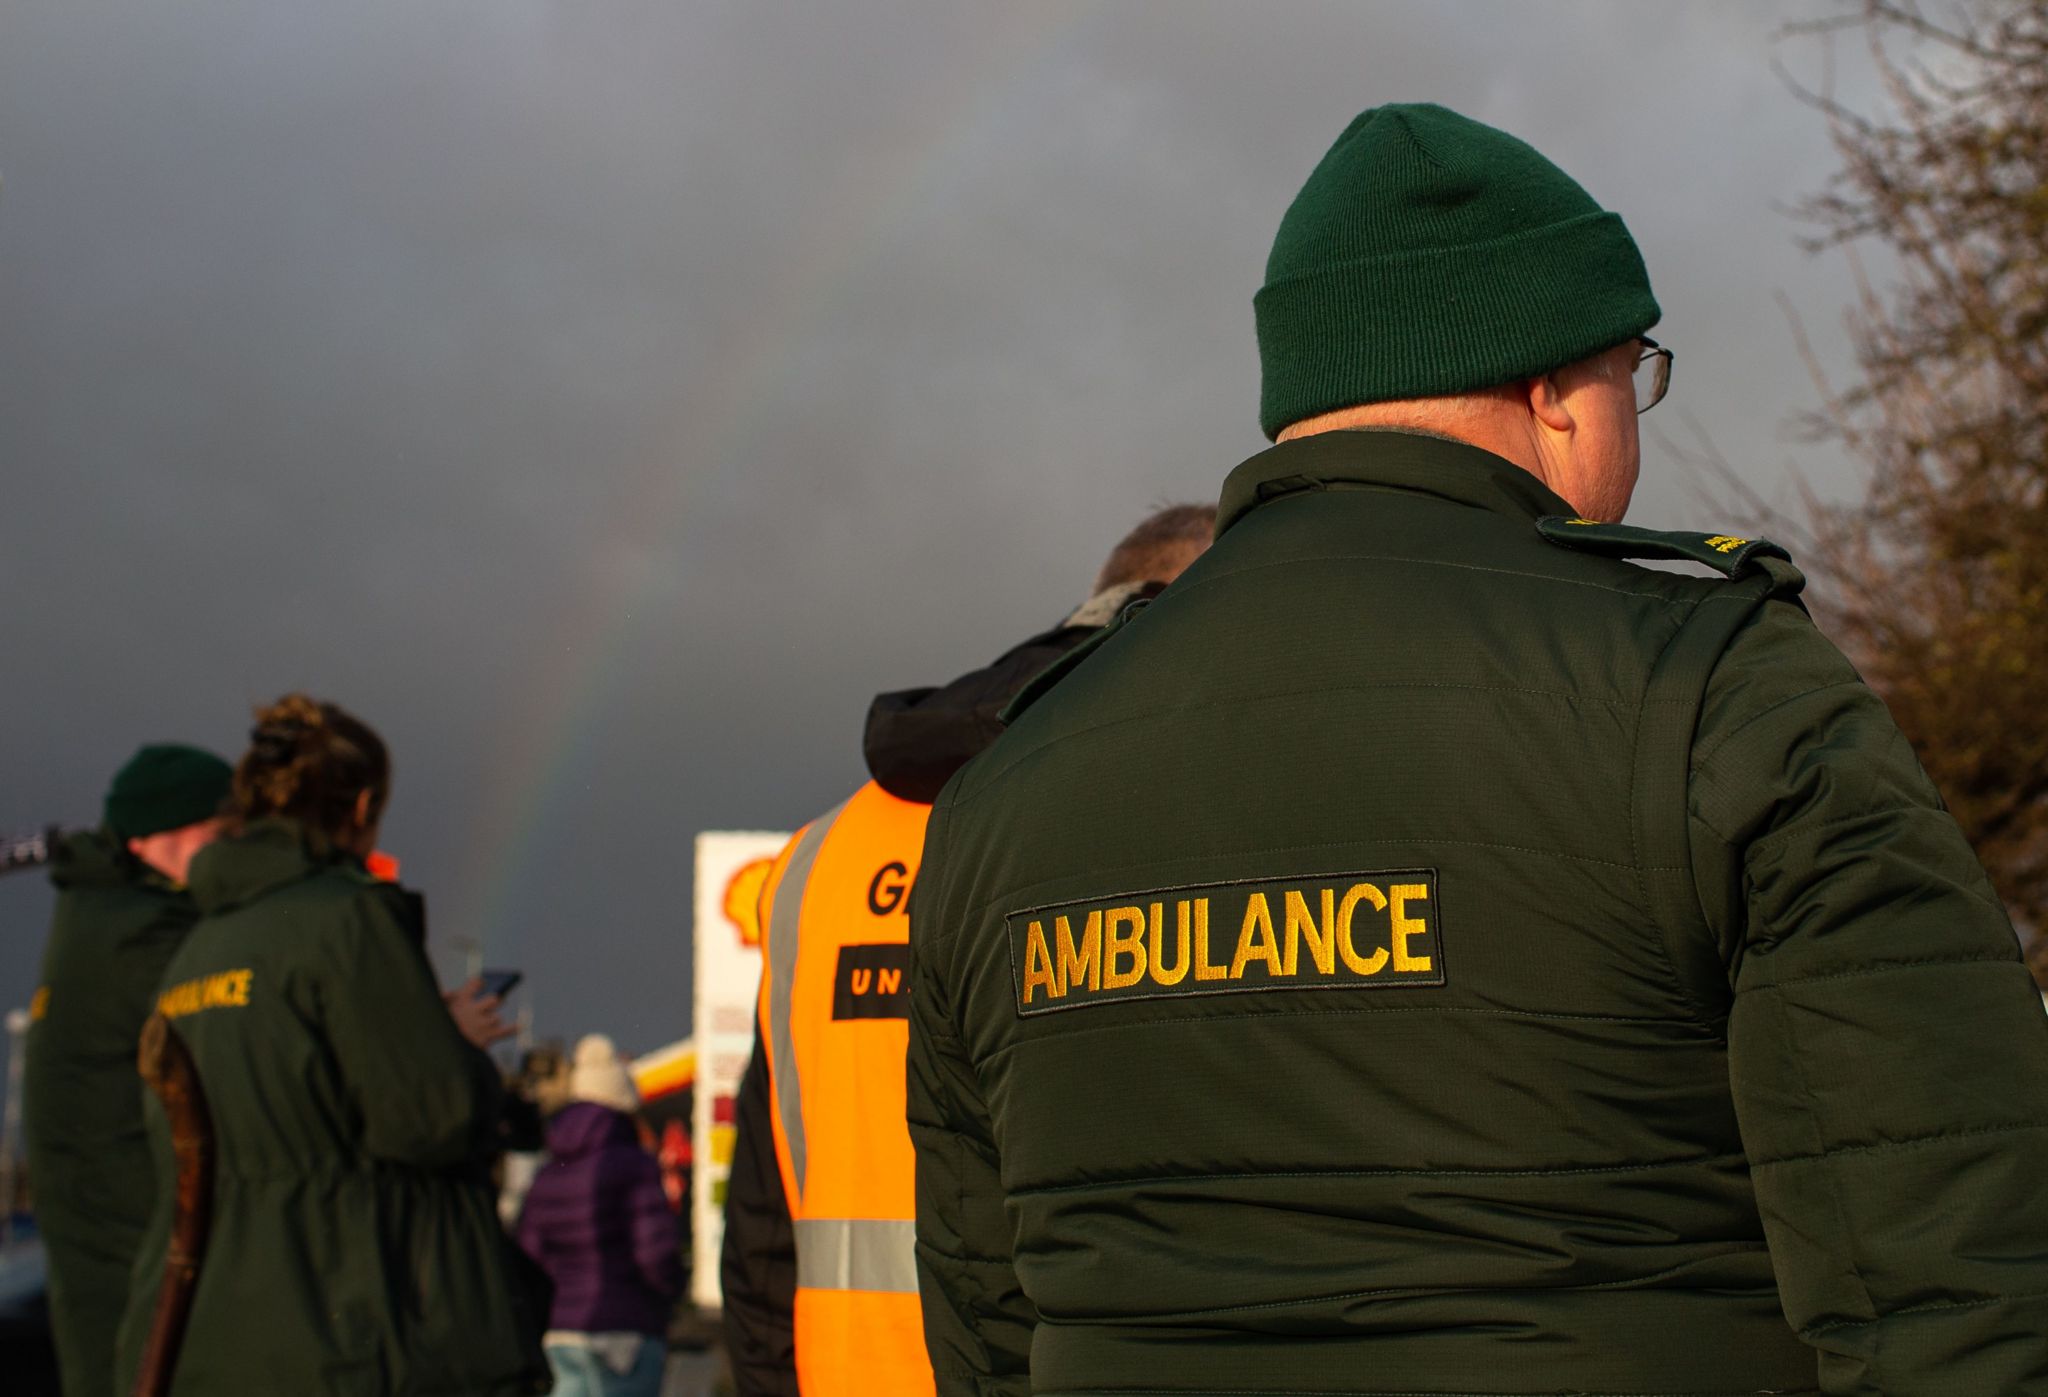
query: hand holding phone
[
  {"left": 445, "top": 971, "right": 520, "bottom": 1049},
  {"left": 476, "top": 968, "right": 523, "bottom": 1000}
]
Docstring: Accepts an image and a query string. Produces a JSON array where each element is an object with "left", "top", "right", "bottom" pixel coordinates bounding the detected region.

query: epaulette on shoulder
[
  {"left": 1536, "top": 515, "right": 1798, "bottom": 583},
  {"left": 998, "top": 599, "right": 1148, "bottom": 726}
]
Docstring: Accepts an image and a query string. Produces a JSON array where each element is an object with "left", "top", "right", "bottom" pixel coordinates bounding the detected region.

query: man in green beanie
[
  {"left": 906, "top": 104, "right": 2048, "bottom": 1395},
  {"left": 24, "top": 743, "right": 232, "bottom": 1397}
]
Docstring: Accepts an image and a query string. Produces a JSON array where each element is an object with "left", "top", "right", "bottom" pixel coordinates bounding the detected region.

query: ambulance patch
[
  {"left": 157, "top": 967, "right": 254, "bottom": 1020},
  {"left": 1008, "top": 871, "right": 1443, "bottom": 1017}
]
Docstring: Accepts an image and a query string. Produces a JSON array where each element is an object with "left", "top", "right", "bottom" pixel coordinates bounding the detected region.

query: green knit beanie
[
  {"left": 1255, "top": 103, "right": 1660, "bottom": 440},
  {"left": 104, "top": 743, "right": 233, "bottom": 839}
]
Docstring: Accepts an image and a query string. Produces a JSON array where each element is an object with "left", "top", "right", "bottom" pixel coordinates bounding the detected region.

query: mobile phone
[{"left": 476, "top": 968, "right": 523, "bottom": 1000}]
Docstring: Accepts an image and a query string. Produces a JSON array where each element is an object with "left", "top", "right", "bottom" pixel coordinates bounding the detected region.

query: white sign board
[{"left": 691, "top": 830, "right": 791, "bottom": 1309}]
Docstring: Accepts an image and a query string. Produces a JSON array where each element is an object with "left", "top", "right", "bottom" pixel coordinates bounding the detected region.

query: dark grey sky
[{"left": 1, "top": 1, "right": 1879, "bottom": 1055}]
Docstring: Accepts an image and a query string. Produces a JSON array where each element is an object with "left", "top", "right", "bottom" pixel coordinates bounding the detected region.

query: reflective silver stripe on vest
[
  {"left": 793, "top": 1217, "right": 921, "bottom": 1295},
  {"left": 766, "top": 799, "right": 848, "bottom": 1202}
]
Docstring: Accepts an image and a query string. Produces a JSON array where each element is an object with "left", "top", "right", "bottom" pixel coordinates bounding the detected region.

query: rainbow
[{"left": 456, "top": 5, "right": 1101, "bottom": 968}]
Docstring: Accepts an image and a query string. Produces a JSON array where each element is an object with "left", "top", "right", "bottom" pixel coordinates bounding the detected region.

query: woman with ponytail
[{"left": 114, "top": 694, "right": 550, "bottom": 1396}]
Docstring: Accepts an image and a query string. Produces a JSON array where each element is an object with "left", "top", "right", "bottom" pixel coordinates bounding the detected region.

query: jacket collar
[
  {"left": 187, "top": 817, "right": 354, "bottom": 917},
  {"left": 50, "top": 828, "right": 160, "bottom": 894},
  {"left": 862, "top": 618, "right": 1106, "bottom": 801},
  {"left": 1217, "top": 430, "right": 1576, "bottom": 536},
  {"left": 1060, "top": 579, "right": 1162, "bottom": 630}
]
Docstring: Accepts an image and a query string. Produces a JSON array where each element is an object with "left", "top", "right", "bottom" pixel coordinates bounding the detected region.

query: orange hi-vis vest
[{"left": 757, "top": 781, "right": 937, "bottom": 1397}]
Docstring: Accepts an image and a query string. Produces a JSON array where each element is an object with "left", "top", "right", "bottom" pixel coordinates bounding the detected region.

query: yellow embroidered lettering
[
  {"left": 1390, "top": 884, "right": 1433, "bottom": 972},
  {"left": 1230, "top": 893, "right": 1283, "bottom": 980},
  {"left": 1056, "top": 912, "right": 1102, "bottom": 994},
  {"left": 1011, "top": 872, "right": 1441, "bottom": 1014},
  {"left": 1284, "top": 889, "right": 1336, "bottom": 977},
  {"left": 1102, "top": 906, "right": 1148, "bottom": 989},
  {"left": 1150, "top": 901, "right": 1191, "bottom": 986},
  {"left": 1021, "top": 921, "right": 1059, "bottom": 1004},
  {"left": 158, "top": 970, "right": 256, "bottom": 1021},
  {"left": 1193, "top": 899, "right": 1226, "bottom": 980},
  {"left": 1337, "top": 883, "right": 1390, "bottom": 975}
]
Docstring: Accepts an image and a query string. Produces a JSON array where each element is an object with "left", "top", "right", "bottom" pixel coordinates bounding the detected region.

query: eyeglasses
[{"left": 1634, "top": 336, "right": 1673, "bottom": 414}]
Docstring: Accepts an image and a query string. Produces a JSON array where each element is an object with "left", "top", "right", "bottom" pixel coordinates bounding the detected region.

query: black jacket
[
  {"left": 719, "top": 611, "right": 1116, "bottom": 1396},
  {"left": 861, "top": 608, "right": 1143, "bottom": 803}
]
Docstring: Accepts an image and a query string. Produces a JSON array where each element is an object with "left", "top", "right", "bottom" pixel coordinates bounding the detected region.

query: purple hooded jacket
[{"left": 516, "top": 1102, "right": 683, "bottom": 1336}]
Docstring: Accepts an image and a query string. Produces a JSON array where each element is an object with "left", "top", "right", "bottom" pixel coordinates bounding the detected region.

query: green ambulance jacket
[
  {"left": 25, "top": 831, "right": 197, "bottom": 1397},
  {"left": 112, "top": 818, "right": 549, "bottom": 1397},
  {"left": 906, "top": 431, "right": 2048, "bottom": 1397}
]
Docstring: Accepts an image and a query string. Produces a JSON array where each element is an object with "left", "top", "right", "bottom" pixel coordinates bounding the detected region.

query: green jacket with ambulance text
[
  {"left": 906, "top": 430, "right": 2048, "bottom": 1397},
  {"left": 112, "top": 818, "right": 549, "bottom": 1397},
  {"left": 25, "top": 831, "right": 197, "bottom": 1397}
]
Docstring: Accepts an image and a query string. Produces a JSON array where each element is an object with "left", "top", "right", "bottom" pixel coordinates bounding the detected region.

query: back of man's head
[
  {"left": 104, "top": 742, "right": 234, "bottom": 884},
  {"left": 104, "top": 744, "right": 232, "bottom": 843},
  {"left": 1254, "top": 103, "right": 1658, "bottom": 441},
  {"left": 1093, "top": 502, "right": 1216, "bottom": 596}
]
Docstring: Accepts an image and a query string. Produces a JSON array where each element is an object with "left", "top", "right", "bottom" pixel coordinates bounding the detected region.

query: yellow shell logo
[{"left": 722, "top": 857, "right": 774, "bottom": 948}]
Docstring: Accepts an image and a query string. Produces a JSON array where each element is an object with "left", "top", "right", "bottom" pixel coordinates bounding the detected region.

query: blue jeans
[{"left": 544, "top": 1337, "right": 666, "bottom": 1397}]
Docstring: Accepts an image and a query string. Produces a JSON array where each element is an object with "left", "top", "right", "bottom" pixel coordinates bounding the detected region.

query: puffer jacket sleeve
[
  {"left": 513, "top": 1174, "right": 549, "bottom": 1264},
  {"left": 321, "top": 887, "right": 502, "bottom": 1170},
  {"left": 907, "top": 798, "right": 1037, "bottom": 1397},
  {"left": 721, "top": 1032, "right": 799, "bottom": 1397},
  {"left": 627, "top": 1148, "right": 684, "bottom": 1303},
  {"left": 1689, "top": 595, "right": 2048, "bottom": 1393}
]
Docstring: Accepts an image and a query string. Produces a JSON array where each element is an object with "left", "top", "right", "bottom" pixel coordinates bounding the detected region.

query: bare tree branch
[{"left": 1779, "top": 0, "right": 2048, "bottom": 954}]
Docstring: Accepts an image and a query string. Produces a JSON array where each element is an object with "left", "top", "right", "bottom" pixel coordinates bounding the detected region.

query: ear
[
  {"left": 1523, "top": 371, "right": 1576, "bottom": 433},
  {"left": 352, "top": 788, "right": 375, "bottom": 828}
]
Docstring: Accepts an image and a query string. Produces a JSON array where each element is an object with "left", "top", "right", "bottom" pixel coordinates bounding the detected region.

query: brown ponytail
[{"left": 233, "top": 693, "right": 392, "bottom": 844}]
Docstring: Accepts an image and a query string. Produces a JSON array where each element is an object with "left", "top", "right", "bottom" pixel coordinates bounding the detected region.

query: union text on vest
[{"left": 1007, "top": 871, "right": 1443, "bottom": 1016}]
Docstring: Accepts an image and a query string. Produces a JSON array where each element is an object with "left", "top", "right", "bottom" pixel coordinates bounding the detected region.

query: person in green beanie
[
  {"left": 23, "top": 743, "right": 232, "bottom": 1397},
  {"left": 906, "top": 103, "right": 2048, "bottom": 1395}
]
